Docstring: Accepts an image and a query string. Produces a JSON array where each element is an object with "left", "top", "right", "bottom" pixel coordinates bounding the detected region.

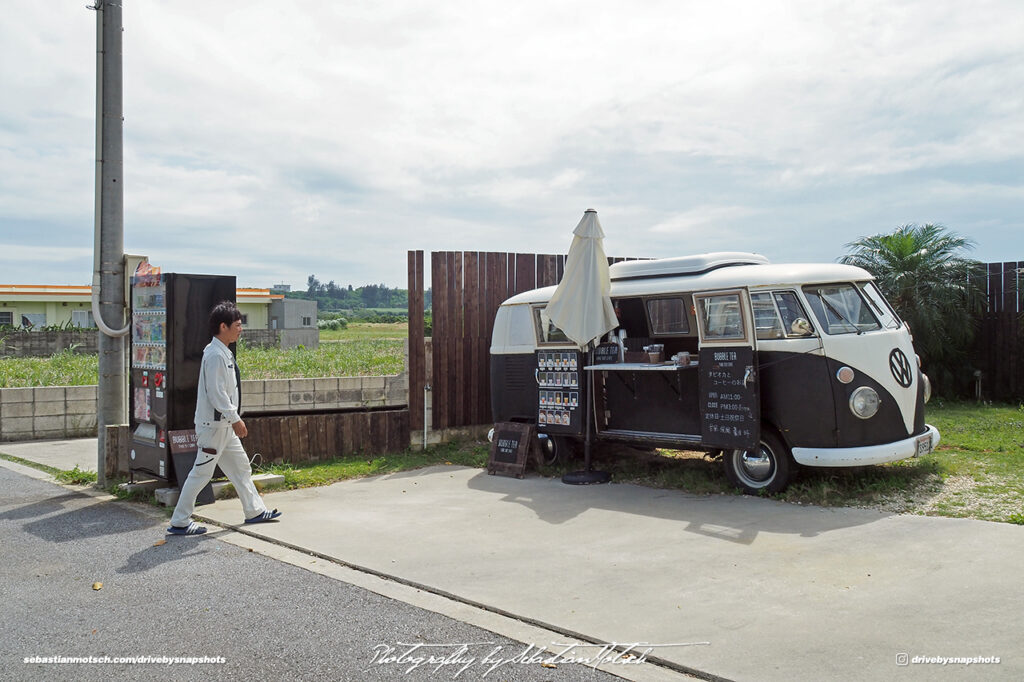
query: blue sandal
[
  {"left": 244, "top": 509, "right": 281, "bottom": 524},
  {"left": 167, "top": 522, "right": 207, "bottom": 535}
]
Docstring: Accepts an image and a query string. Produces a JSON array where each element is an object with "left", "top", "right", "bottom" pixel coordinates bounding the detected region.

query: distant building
[
  {"left": 269, "top": 298, "right": 316, "bottom": 330},
  {"left": 0, "top": 284, "right": 286, "bottom": 331},
  {"left": 269, "top": 283, "right": 291, "bottom": 293}
]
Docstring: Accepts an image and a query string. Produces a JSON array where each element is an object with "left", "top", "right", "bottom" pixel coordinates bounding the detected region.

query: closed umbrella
[
  {"left": 543, "top": 209, "right": 619, "bottom": 349},
  {"left": 545, "top": 209, "right": 619, "bottom": 485}
]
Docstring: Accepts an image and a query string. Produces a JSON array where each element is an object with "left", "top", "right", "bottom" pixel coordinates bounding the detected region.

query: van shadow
[{"left": 463, "top": 469, "right": 887, "bottom": 545}]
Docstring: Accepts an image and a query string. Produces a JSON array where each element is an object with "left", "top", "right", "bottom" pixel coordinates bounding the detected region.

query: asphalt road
[{"left": 0, "top": 465, "right": 628, "bottom": 682}]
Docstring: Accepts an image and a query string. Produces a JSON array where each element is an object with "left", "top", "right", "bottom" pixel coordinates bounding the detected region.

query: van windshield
[
  {"left": 802, "top": 284, "right": 881, "bottom": 335},
  {"left": 858, "top": 281, "right": 902, "bottom": 329}
]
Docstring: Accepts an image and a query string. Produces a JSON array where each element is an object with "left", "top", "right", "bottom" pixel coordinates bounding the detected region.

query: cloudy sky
[{"left": 2, "top": 1, "right": 1022, "bottom": 290}]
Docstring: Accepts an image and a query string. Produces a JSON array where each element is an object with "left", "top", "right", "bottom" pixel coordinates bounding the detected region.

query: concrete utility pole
[{"left": 93, "top": 0, "right": 129, "bottom": 487}]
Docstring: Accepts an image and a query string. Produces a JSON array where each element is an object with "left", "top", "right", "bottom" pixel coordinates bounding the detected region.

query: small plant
[{"left": 55, "top": 465, "right": 98, "bottom": 485}]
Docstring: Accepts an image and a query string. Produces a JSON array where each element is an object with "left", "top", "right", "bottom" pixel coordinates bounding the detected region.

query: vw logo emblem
[{"left": 889, "top": 348, "right": 913, "bottom": 388}]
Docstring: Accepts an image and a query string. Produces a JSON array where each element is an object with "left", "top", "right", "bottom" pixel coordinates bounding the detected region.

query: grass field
[
  {"left": 238, "top": 338, "right": 403, "bottom": 380},
  {"left": 318, "top": 322, "right": 407, "bottom": 342},
  {"left": 0, "top": 328, "right": 406, "bottom": 387}
]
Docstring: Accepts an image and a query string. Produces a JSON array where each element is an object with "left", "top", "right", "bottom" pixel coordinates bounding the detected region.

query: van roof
[
  {"left": 609, "top": 252, "right": 769, "bottom": 281},
  {"left": 500, "top": 258, "right": 874, "bottom": 306}
]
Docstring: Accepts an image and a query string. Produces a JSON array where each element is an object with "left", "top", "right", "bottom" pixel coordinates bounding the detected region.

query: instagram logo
[{"left": 896, "top": 653, "right": 909, "bottom": 666}]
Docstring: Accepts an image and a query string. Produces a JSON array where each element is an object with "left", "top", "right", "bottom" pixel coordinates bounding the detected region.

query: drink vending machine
[{"left": 128, "top": 265, "right": 236, "bottom": 484}]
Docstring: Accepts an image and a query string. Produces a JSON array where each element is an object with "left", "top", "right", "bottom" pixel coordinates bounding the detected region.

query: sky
[{"left": 1, "top": 1, "right": 1022, "bottom": 290}]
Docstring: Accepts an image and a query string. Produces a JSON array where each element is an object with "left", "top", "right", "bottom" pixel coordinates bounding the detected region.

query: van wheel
[
  {"left": 724, "top": 431, "right": 794, "bottom": 495},
  {"left": 537, "top": 434, "right": 577, "bottom": 466}
]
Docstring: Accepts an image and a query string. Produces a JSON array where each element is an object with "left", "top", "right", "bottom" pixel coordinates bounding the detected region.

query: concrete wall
[
  {"left": 0, "top": 372, "right": 407, "bottom": 442},
  {"left": 241, "top": 375, "right": 408, "bottom": 413},
  {"left": 1, "top": 330, "right": 100, "bottom": 357},
  {"left": 0, "top": 386, "right": 99, "bottom": 441}
]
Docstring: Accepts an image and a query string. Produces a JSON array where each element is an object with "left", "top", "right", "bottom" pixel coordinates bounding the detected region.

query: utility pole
[{"left": 93, "top": 0, "right": 129, "bottom": 487}]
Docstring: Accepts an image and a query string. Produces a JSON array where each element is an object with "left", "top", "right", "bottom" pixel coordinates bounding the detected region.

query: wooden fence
[
  {"left": 240, "top": 409, "right": 410, "bottom": 463},
  {"left": 407, "top": 250, "right": 647, "bottom": 432},
  {"left": 407, "top": 251, "right": 568, "bottom": 432},
  {"left": 974, "top": 261, "right": 1024, "bottom": 401}
]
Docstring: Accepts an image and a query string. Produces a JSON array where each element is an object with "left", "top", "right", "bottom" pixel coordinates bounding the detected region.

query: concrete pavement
[
  {"left": 3, "top": 438, "right": 1021, "bottom": 680},
  {"left": 0, "top": 437, "right": 98, "bottom": 472}
]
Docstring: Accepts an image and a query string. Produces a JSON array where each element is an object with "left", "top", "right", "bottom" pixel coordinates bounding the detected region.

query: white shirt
[{"left": 194, "top": 337, "right": 241, "bottom": 428}]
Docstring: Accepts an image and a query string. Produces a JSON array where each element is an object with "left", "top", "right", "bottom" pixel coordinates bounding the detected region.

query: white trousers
[{"left": 170, "top": 426, "right": 266, "bottom": 527}]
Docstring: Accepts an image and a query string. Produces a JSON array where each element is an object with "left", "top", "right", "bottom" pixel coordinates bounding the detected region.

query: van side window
[
  {"left": 751, "top": 291, "right": 815, "bottom": 339},
  {"left": 697, "top": 294, "right": 744, "bottom": 340},
  {"left": 802, "top": 284, "right": 881, "bottom": 335},
  {"left": 532, "top": 307, "right": 570, "bottom": 344},
  {"left": 646, "top": 298, "right": 690, "bottom": 335}
]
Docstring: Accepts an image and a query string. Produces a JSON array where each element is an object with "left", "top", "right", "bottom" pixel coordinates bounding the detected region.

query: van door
[{"left": 694, "top": 289, "right": 760, "bottom": 451}]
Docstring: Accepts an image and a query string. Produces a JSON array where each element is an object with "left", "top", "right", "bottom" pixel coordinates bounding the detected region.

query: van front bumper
[{"left": 792, "top": 425, "right": 941, "bottom": 467}]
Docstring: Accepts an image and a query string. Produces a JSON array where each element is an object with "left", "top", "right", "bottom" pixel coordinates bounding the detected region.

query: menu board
[
  {"left": 487, "top": 422, "right": 533, "bottom": 478},
  {"left": 698, "top": 347, "right": 759, "bottom": 450},
  {"left": 593, "top": 342, "right": 620, "bottom": 364},
  {"left": 536, "top": 350, "right": 581, "bottom": 433}
]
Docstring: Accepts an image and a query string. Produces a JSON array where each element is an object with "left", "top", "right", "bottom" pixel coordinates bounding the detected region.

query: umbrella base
[{"left": 562, "top": 469, "right": 611, "bottom": 485}]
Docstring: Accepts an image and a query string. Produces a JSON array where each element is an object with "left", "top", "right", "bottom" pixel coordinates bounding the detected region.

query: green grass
[
  {"left": 0, "top": 333, "right": 405, "bottom": 387},
  {"left": 238, "top": 338, "right": 403, "bottom": 380},
  {"left": 318, "top": 322, "right": 407, "bottom": 342},
  {"left": 0, "top": 349, "right": 98, "bottom": 387}
]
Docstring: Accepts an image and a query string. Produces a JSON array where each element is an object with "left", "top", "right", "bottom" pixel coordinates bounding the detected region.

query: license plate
[{"left": 915, "top": 434, "right": 933, "bottom": 457}]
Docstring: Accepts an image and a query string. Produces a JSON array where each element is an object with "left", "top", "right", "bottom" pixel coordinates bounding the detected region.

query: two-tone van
[{"left": 489, "top": 252, "right": 939, "bottom": 493}]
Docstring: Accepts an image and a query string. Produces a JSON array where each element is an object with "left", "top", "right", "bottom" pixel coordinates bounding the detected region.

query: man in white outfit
[{"left": 167, "top": 301, "right": 280, "bottom": 535}]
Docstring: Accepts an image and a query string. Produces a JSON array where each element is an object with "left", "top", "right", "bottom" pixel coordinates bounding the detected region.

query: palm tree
[{"left": 840, "top": 223, "right": 981, "bottom": 395}]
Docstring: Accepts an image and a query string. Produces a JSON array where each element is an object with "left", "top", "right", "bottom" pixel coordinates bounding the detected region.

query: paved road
[{"left": 0, "top": 465, "right": 634, "bottom": 682}]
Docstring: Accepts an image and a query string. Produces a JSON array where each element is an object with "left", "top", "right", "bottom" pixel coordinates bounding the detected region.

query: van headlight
[
  {"left": 850, "top": 387, "right": 880, "bottom": 419},
  {"left": 922, "top": 373, "right": 932, "bottom": 403}
]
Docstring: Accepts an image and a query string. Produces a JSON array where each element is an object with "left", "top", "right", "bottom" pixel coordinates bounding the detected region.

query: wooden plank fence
[
  {"left": 974, "top": 261, "right": 1024, "bottom": 401},
  {"left": 408, "top": 250, "right": 644, "bottom": 432},
  {"left": 407, "top": 251, "right": 566, "bottom": 432},
  {"left": 240, "top": 409, "right": 410, "bottom": 464}
]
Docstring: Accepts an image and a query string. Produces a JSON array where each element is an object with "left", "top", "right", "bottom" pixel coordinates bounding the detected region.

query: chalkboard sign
[
  {"left": 698, "top": 347, "right": 760, "bottom": 450},
  {"left": 593, "top": 342, "right": 620, "bottom": 365},
  {"left": 487, "top": 422, "right": 535, "bottom": 478}
]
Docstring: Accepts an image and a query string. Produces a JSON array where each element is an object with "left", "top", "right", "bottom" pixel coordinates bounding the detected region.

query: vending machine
[{"left": 128, "top": 266, "right": 235, "bottom": 484}]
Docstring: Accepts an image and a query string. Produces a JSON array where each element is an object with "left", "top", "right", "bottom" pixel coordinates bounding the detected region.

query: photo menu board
[
  {"left": 536, "top": 349, "right": 582, "bottom": 433},
  {"left": 131, "top": 277, "right": 167, "bottom": 371}
]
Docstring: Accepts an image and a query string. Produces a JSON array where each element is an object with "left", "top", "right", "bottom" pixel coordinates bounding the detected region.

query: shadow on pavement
[
  {"left": 118, "top": 534, "right": 218, "bottom": 574},
  {"left": 462, "top": 468, "right": 886, "bottom": 543}
]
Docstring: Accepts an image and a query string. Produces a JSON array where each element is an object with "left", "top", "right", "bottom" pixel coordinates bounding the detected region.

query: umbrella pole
[{"left": 562, "top": 346, "right": 610, "bottom": 485}]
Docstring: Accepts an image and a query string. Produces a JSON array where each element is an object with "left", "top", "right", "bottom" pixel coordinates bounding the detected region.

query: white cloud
[{"left": 1, "top": 0, "right": 1022, "bottom": 288}]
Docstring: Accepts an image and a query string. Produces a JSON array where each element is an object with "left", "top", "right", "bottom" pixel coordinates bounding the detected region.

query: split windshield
[{"left": 802, "top": 283, "right": 881, "bottom": 335}]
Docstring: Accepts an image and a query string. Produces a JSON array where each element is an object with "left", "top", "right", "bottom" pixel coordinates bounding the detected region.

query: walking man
[{"left": 167, "top": 301, "right": 280, "bottom": 535}]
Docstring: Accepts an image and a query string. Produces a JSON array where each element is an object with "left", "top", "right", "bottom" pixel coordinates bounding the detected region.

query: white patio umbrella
[
  {"left": 543, "top": 209, "right": 619, "bottom": 349},
  {"left": 545, "top": 209, "right": 619, "bottom": 485}
]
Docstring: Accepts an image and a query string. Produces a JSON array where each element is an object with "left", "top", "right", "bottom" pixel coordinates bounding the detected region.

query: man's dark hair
[{"left": 209, "top": 301, "right": 242, "bottom": 337}]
